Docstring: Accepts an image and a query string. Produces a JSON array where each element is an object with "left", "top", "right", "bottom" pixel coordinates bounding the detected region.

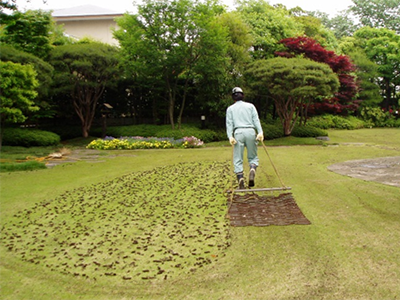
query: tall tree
[
  {"left": 236, "top": 0, "right": 303, "bottom": 59},
  {"left": 1, "top": 9, "right": 53, "bottom": 59},
  {"left": 287, "top": 8, "right": 338, "bottom": 50},
  {"left": 349, "top": 50, "right": 382, "bottom": 108},
  {"left": 339, "top": 37, "right": 383, "bottom": 108},
  {"left": 354, "top": 27, "right": 400, "bottom": 109},
  {"left": 246, "top": 57, "right": 339, "bottom": 135},
  {"left": 115, "top": 0, "right": 229, "bottom": 129},
  {"left": 277, "top": 36, "right": 359, "bottom": 115},
  {"left": 49, "top": 43, "right": 119, "bottom": 138},
  {"left": 0, "top": 60, "right": 39, "bottom": 147},
  {"left": 314, "top": 11, "right": 359, "bottom": 39},
  {"left": 197, "top": 11, "right": 253, "bottom": 119},
  {"left": 350, "top": 0, "right": 400, "bottom": 33}
]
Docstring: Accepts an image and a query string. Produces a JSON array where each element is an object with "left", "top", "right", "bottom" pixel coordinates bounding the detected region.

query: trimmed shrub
[
  {"left": 306, "top": 115, "right": 335, "bottom": 129},
  {"left": 292, "top": 125, "right": 328, "bottom": 137},
  {"left": 103, "top": 124, "right": 220, "bottom": 143},
  {"left": 262, "top": 124, "right": 285, "bottom": 140},
  {"left": 41, "top": 125, "right": 83, "bottom": 140},
  {"left": 2, "top": 128, "right": 61, "bottom": 147},
  {"left": 0, "top": 161, "right": 47, "bottom": 172},
  {"left": 307, "top": 115, "right": 366, "bottom": 130},
  {"left": 105, "top": 124, "right": 163, "bottom": 138},
  {"left": 155, "top": 127, "right": 218, "bottom": 143}
]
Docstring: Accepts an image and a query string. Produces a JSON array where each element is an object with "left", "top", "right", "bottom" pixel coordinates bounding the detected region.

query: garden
[{"left": 1, "top": 127, "right": 399, "bottom": 299}]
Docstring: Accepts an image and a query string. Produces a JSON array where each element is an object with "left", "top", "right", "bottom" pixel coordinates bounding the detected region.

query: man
[{"left": 226, "top": 87, "right": 264, "bottom": 189}]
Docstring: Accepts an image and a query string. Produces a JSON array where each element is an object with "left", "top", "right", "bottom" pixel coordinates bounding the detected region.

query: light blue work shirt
[{"left": 226, "top": 100, "right": 263, "bottom": 138}]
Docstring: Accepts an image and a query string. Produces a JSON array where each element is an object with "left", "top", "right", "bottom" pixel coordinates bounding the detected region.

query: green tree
[
  {"left": 49, "top": 43, "right": 119, "bottom": 138},
  {"left": 1, "top": 9, "right": 53, "bottom": 59},
  {"left": 350, "top": 0, "right": 400, "bottom": 33},
  {"left": 0, "top": 0, "right": 17, "bottom": 25},
  {"left": 354, "top": 27, "right": 400, "bottom": 109},
  {"left": 0, "top": 44, "right": 54, "bottom": 119},
  {"left": 315, "top": 11, "right": 359, "bottom": 39},
  {"left": 339, "top": 37, "right": 382, "bottom": 108},
  {"left": 287, "top": 8, "right": 339, "bottom": 50},
  {"left": 115, "top": 0, "right": 229, "bottom": 129},
  {"left": 349, "top": 50, "right": 382, "bottom": 108},
  {"left": 219, "top": 12, "right": 253, "bottom": 73},
  {"left": 195, "top": 11, "right": 253, "bottom": 119},
  {"left": 246, "top": 57, "right": 339, "bottom": 135},
  {"left": 0, "top": 60, "right": 39, "bottom": 147},
  {"left": 236, "top": 0, "right": 303, "bottom": 59}
]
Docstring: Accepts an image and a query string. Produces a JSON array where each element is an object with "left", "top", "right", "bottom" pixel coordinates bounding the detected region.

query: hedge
[{"left": 2, "top": 128, "right": 61, "bottom": 147}]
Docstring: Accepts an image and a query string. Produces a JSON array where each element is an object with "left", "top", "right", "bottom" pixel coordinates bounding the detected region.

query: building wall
[{"left": 56, "top": 18, "right": 120, "bottom": 45}]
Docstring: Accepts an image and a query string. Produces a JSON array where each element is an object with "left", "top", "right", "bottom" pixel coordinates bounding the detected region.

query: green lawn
[{"left": 1, "top": 128, "right": 399, "bottom": 300}]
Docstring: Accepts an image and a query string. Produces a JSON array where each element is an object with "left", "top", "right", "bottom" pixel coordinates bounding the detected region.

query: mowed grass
[{"left": 1, "top": 128, "right": 399, "bottom": 300}]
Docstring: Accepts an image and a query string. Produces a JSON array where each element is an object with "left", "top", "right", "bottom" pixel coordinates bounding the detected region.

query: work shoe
[
  {"left": 248, "top": 168, "right": 256, "bottom": 187},
  {"left": 238, "top": 178, "right": 245, "bottom": 189}
]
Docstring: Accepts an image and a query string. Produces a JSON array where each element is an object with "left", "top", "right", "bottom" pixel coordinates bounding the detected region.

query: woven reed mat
[{"left": 227, "top": 193, "right": 311, "bottom": 227}]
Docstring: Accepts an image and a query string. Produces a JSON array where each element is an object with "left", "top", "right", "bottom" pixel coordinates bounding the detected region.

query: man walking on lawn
[{"left": 226, "top": 87, "right": 264, "bottom": 189}]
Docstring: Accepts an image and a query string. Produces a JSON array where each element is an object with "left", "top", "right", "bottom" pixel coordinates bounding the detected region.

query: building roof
[{"left": 52, "top": 5, "right": 124, "bottom": 18}]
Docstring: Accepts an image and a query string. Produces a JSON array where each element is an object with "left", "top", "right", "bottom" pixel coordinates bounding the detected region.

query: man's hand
[
  {"left": 256, "top": 133, "right": 264, "bottom": 142},
  {"left": 229, "top": 137, "right": 237, "bottom": 145}
]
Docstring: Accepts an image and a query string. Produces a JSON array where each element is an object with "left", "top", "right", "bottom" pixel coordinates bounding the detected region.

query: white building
[{"left": 52, "top": 5, "right": 124, "bottom": 45}]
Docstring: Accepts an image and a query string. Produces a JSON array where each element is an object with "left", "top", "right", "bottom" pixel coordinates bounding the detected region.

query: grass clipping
[{"left": 1, "top": 162, "right": 231, "bottom": 282}]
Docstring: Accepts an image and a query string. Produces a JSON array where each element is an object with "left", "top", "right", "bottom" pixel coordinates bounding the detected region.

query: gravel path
[{"left": 328, "top": 156, "right": 400, "bottom": 188}]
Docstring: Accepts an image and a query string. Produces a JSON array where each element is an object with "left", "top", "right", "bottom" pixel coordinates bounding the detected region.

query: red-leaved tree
[{"left": 276, "top": 37, "right": 360, "bottom": 115}]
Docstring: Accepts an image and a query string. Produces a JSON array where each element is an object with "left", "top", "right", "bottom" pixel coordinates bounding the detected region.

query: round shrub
[{"left": 2, "top": 128, "right": 61, "bottom": 147}]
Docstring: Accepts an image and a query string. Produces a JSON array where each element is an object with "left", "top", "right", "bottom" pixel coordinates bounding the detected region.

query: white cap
[{"left": 232, "top": 87, "right": 243, "bottom": 94}]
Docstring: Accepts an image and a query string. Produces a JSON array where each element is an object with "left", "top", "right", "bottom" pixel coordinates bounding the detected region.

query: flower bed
[{"left": 87, "top": 136, "right": 204, "bottom": 150}]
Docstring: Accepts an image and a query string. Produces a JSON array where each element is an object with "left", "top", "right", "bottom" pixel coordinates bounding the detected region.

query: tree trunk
[
  {"left": 383, "top": 78, "right": 391, "bottom": 110},
  {"left": 177, "top": 78, "right": 190, "bottom": 130},
  {"left": 0, "top": 122, "right": 5, "bottom": 150},
  {"left": 72, "top": 87, "right": 103, "bottom": 138},
  {"left": 82, "top": 125, "right": 90, "bottom": 138},
  {"left": 168, "top": 96, "right": 175, "bottom": 130},
  {"left": 166, "top": 78, "right": 175, "bottom": 130},
  {"left": 283, "top": 118, "right": 291, "bottom": 136},
  {"left": 274, "top": 96, "right": 298, "bottom": 136}
]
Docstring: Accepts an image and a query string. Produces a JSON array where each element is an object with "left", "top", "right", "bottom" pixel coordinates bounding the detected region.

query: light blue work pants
[{"left": 233, "top": 128, "right": 259, "bottom": 174}]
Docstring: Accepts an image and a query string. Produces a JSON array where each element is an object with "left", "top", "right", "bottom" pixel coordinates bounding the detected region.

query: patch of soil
[
  {"left": 328, "top": 156, "right": 400, "bottom": 188},
  {"left": 227, "top": 193, "right": 311, "bottom": 227}
]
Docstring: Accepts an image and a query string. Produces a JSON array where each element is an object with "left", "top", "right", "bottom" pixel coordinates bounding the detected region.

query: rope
[
  {"left": 226, "top": 140, "right": 289, "bottom": 221},
  {"left": 226, "top": 144, "right": 236, "bottom": 214},
  {"left": 261, "top": 140, "right": 286, "bottom": 188}
]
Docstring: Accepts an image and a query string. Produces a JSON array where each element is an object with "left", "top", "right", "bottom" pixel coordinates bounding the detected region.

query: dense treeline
[{"left": 0, "top": 0, "right": 399, "bottom": 141}]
